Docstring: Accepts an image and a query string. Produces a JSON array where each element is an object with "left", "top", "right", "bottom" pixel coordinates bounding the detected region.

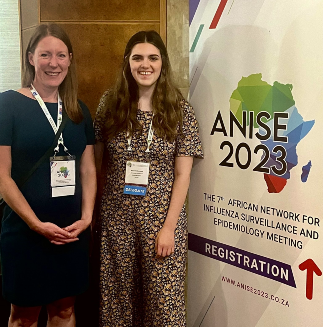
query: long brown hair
[
  {"left": 100, "top": 30, "right": 183, "bottom": 142},
  {"left": 22, "top": 23, "right": 83, "bottom": 123}
]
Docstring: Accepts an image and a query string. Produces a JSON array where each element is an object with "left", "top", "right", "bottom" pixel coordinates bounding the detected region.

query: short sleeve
[
  {"left": 0, "top": 91, "right": 15, "bottom": 146},
  {"left": 78, "top": 100, "right": 95, "bottom": 145},
  {"left": 94, "top": 90, "right": 110, "bottom": 143},
  {"left": 175, "top": 100, "right": 204, "bottom": 158}
]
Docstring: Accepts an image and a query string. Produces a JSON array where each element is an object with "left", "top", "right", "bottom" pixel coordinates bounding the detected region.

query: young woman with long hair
[{"left": 94, "top": 30, "right": 203, "bottom": 326}]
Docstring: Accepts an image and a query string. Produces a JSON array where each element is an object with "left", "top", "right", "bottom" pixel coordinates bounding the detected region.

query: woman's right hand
[{"left": 34, "top": 222, "right": 79, "bottom": 245}]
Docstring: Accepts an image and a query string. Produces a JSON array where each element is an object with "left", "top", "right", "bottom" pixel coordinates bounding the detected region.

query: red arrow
[{"left": 299, "top": 259, "right": 322, "bottom": 300}]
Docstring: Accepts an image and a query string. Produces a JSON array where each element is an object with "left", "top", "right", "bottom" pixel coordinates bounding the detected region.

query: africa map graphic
[
  {"left": 59, "top": 166, "right": 69, "bottom": 178},
  {"left": 230, "top": 74, "right": 315, "bottom": 193}
]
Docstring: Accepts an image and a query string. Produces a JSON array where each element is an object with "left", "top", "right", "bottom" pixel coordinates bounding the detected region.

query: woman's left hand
[
  {"left": 63, "top": 219, "right": 91, "bottom": 239},
  {"left": 155, "top": 226, "right": 175, "bottom": 257}
]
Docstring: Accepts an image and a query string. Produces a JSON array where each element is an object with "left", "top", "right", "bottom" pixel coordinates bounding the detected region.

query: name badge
[
  {"left": 123, "top": 161, "right": 150, "bottom": 196},
  {"left": 50, "top": 156, "right": 76, "bottom": 197}
]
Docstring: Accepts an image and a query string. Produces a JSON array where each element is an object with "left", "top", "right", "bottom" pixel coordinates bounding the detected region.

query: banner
[{"left": 187, "top": 1, "right": 323, "bottom": 326}]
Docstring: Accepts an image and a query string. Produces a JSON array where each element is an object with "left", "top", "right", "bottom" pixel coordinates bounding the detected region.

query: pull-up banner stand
[{"left": 188, "top": 1, "right": 323, "bottom": 326}]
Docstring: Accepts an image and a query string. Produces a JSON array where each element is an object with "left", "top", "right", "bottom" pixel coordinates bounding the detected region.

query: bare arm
[
  {"left": 0, "top": 145, "right": 74, "bottom": 242},
  {"left": 91, "top": 141, "right": 105, "bottom": 230},
  {"left": 155, "top": 156, "right": 193, "bottom": 257},
  {"left": 80, "top": 145, "right": 97, "bottom": 223},
  {"left": 63, "top": 145, "right": 97, "bottom": 240}
]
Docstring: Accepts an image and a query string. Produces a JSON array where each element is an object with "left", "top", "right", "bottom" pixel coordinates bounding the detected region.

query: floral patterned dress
[{"left": 94, "top": 93, "right": 203, "bottom": 327}]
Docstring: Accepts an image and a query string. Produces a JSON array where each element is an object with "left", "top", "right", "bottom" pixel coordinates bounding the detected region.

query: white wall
[{"left": 0, "top": 0, "right": 21, "bottom": 92}]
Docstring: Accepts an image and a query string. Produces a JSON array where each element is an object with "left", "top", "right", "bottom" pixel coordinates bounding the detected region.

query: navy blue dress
[{"left": 0, "top": 90, "right": 95, "bottom": 307}]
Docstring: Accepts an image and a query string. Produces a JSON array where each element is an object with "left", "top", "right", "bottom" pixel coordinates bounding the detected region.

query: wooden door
[{"left": 21, "top": 0, "right": 167, "bottom": 116}]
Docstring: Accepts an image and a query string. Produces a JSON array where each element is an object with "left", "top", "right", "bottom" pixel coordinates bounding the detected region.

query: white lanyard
[
  {"left": 127, "top": 116, "right": 154, "bottom": 153},
  {"left": 30, "top": 84, "right": 69, "bottom": 154}
]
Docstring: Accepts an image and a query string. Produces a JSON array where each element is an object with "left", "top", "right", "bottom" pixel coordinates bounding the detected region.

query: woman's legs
[
  {"left": 46, "top": 296, "right": 76, "bottom": 327},
  {"left": 8, "top": 304, "right": 41, "bottom": 327},
  {"left": 8, "top": 296, "right": 76, "bottom": 327}
]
